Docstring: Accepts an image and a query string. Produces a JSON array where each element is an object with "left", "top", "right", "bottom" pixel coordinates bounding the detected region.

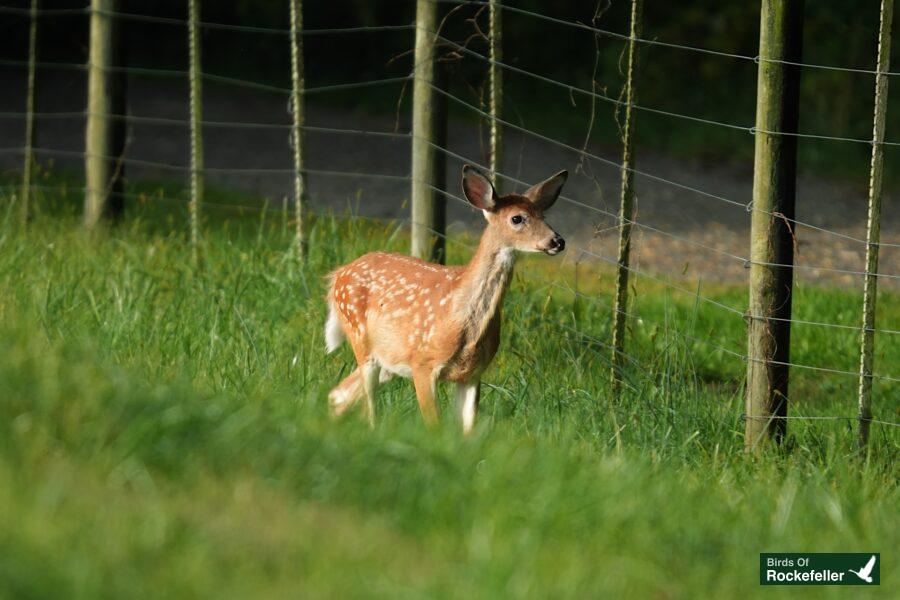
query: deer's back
[{"left": 329, "top": 252, "right": 467, "bottom": 366}]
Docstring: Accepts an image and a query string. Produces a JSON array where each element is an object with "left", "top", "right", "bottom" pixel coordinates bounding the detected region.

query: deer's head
[{"left": 462, "top": 165, "right": 567, "bottom": 255}]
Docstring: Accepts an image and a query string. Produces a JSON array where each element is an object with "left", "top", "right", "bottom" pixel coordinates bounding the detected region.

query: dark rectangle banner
[{"left": 760, "top": 553, "right": 880, "bottom": 585}]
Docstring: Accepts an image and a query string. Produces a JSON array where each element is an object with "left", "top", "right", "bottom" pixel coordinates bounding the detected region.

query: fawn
[{"left": 325, "top": 165, "right": 567, "bottom": 432}]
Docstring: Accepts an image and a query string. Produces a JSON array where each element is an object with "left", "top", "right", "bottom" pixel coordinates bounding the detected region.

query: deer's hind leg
[
  {"left": 328, "top": 368, "right": 364, "bottom": 417},
  {"left": 328, "top": 360, "right": 381, "bottom": 426},
  {"left": 360, "top": 359, "right": 380, "bottom": 428},
  {"left": 330, "top": 319, "right": 382, "bottom": 425}
]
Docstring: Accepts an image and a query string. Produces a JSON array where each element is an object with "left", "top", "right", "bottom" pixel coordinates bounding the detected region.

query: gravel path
[{"left": 2, "top": 70, "right": 898, "bottom": 288}]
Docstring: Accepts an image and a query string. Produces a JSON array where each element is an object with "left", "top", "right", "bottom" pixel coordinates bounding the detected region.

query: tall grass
[{"left": 0, "top": 199, "right": 896, "bottom": 598}]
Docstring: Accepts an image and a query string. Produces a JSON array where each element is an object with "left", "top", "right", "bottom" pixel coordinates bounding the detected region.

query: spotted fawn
[{"left": 325, "top": 165, "right": 567, "bottom": 432}]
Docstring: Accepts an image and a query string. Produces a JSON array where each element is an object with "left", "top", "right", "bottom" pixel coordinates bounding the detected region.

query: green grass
[{"left": 0, "top": 196, "right": 897, "bottom": 598}]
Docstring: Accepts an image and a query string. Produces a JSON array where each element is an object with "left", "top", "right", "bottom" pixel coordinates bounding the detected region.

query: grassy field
[{"left": 0, "top": 196, "right": 897, "bottom": 598}]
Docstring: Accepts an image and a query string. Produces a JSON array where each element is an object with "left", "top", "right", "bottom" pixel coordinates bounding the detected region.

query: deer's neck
[{"left": 453, "top": 233, "right": 516, "bottom": 341}]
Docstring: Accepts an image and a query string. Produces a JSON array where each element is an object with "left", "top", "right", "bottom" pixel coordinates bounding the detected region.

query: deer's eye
[{"left": 511, "top": 214, "right": 524, "bottom": 225}]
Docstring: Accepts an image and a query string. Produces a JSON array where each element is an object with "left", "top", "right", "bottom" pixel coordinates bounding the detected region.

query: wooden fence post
[
  {"left": 84, "top": 0, "right": 124, "bottom": 227},
  {"left": 288, "top": 0, "right": 308, "bottom": 260},
  {"left": 188, "top": 0, "right": 204, "bottom": 257},
  {"left": 488, "top": 0, "right": 502, "bottom": 190},
  {"left": 858, "top": 0, "right": 893, "bottom": 451},
  {"left": 411, "top": 0, "right": 447, "bottom": 263},
  {"left": 21, "top": 0, "right": 38, "bottom": 223},
  {"left": 610, "top": 0, "right": 642, "bottom": 396},
  {"left": 744, "top": 0, "right": 804, "bottom": 450}
]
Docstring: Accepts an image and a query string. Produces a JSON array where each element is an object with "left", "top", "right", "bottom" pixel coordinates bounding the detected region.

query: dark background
[
  {"left": 0, "top": 0, "right": 895, "bottom": 180},
  {"left": 2, "top": 0, "right": 899, "bottom": 283}
]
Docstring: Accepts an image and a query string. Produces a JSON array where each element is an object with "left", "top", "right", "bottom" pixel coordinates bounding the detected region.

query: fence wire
[
  {"left": 3, "top": 1, "right": 898, "bottom": 432},
  {"left": 427, "top": 81, "right": 900, "bottom": 250},
  {"left": 433, "top": 0, "right": 900, "bottom": 77},
  {"left": 6, "top": 111, "right": 900, "bottom": 334}
]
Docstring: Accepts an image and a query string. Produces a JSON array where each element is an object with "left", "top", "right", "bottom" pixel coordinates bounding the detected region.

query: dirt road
[{"left": 2, "top": 70, "right": 897, "bottom": 288}]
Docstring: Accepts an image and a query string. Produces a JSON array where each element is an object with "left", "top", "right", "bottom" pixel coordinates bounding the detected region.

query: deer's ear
[
  {"left": 524, "top": 170, "right": 568, "bottom": 211},
  {"left": 461, "top": 165, "right": 498, "bottom": 211}
]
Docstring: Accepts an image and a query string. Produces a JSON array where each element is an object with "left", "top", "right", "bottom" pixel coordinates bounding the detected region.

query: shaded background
[{"left": 1, "top": 0, "right": 898, "bottom": 285}]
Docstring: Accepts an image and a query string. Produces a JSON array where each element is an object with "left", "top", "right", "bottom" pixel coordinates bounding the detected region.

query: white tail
[
  {"left": 325, "top": 165, "right": 567, "bottom": 432},
  {"left": 324, "top": 298, "right": 345, "bottom": 353}
]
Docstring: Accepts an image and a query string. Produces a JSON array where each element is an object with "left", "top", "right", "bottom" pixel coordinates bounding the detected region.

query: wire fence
[{"left": 1, "top": 0, "right": 898, "bottom": 445}]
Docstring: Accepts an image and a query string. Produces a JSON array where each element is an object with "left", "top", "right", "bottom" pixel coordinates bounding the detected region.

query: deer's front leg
[
  {"left": 412, "top": 368, "right": 439, "bottom": 427},
  {"left": 455, "top": 379, "right": 480, "bottom": 434}
]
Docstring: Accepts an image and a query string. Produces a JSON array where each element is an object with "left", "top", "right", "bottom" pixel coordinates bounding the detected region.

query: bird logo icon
[{"left": 848, "top": 555, "right": 877, "bottom": 583}]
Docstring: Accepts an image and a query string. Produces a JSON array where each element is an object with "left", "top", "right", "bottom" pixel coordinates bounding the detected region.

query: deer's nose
[{"left": 549, "top": 235, "right": 565, "bottom": 252}]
